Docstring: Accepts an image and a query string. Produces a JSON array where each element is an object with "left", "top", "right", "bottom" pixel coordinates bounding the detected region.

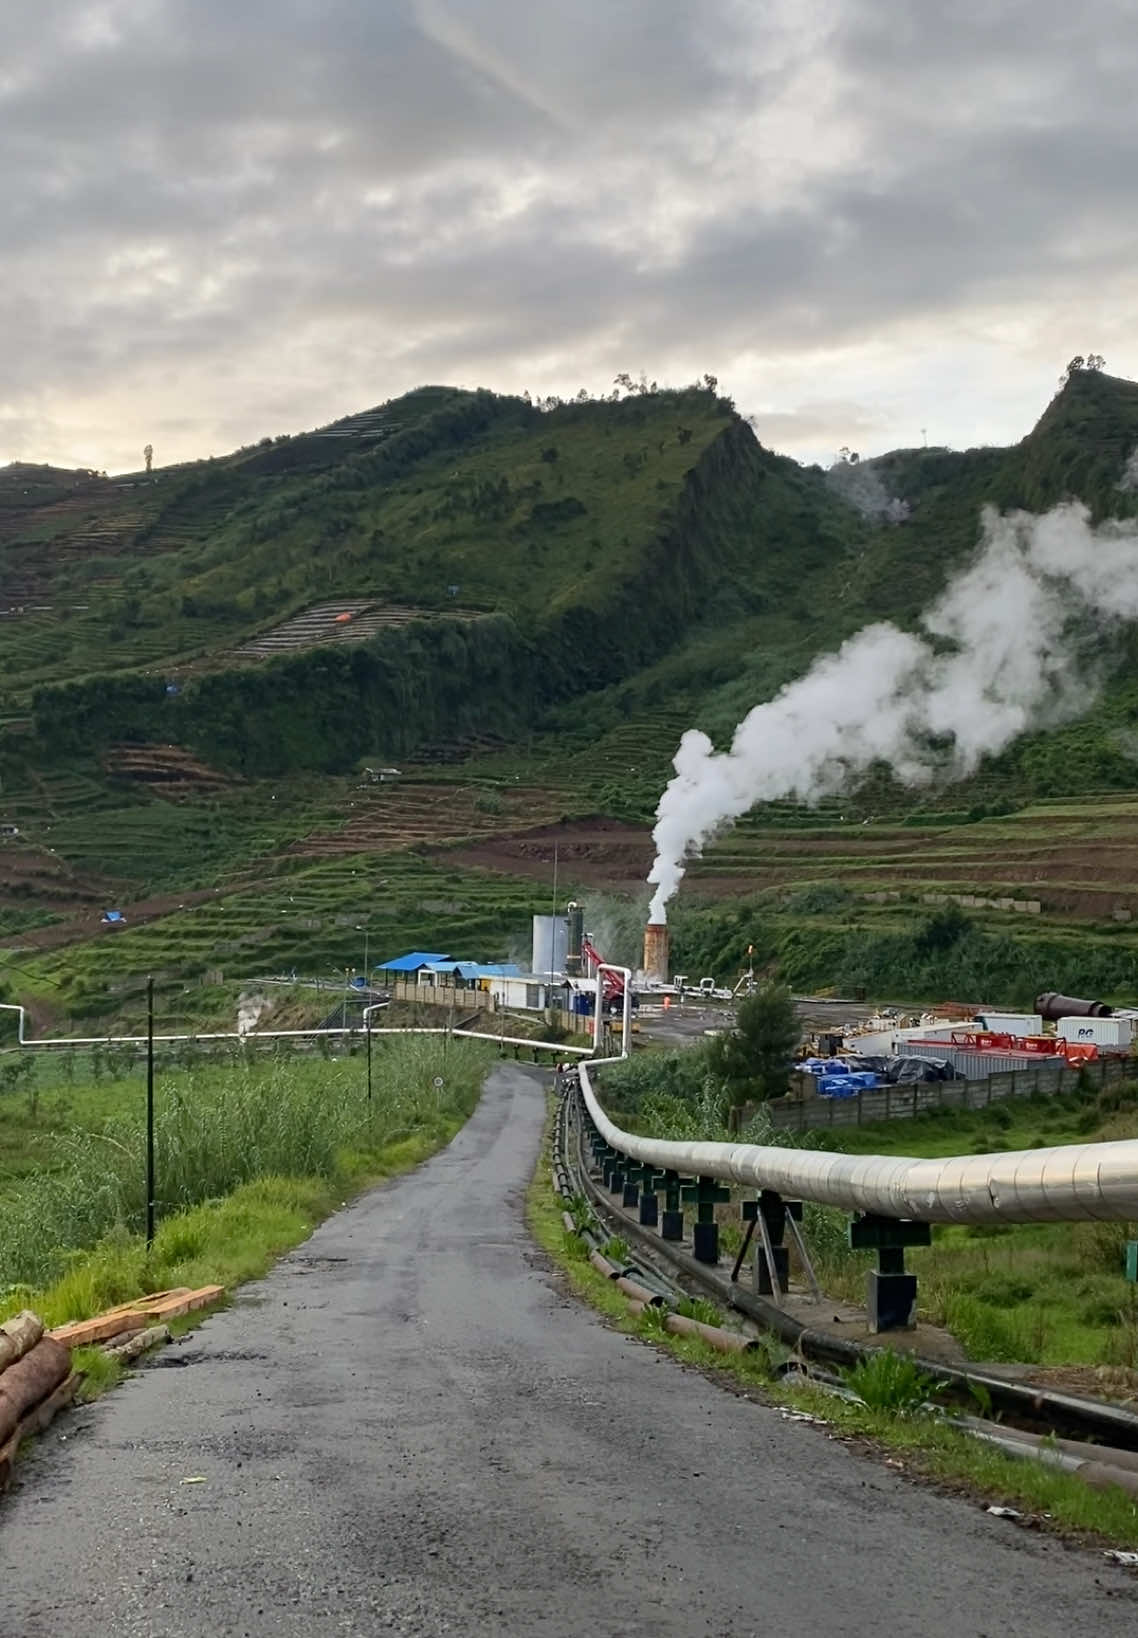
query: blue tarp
[
  {"left": 101, "top": 909, "right": 124, "bottom": 924},
  {"left": 376, "top": 950, "right": 450, "bottom": 972}
]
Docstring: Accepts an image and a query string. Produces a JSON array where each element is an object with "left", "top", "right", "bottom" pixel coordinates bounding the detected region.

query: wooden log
[
  {"left": 104, "top": 1324, "right": 170, "bottom": 1363},
  {"left": 0, "top": 1372, "right": 81, "bottom": 1494},
  {"left": 0, "top": 1338, "right": 71, "bottom": 1446},
  {"left": 0, "top": 1311, "right": 44, "bottom": 1376}
]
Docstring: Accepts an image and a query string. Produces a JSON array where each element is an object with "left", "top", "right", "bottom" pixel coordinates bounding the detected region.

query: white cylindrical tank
[
  {"left": 532, "top": 914, "right": 568, "bottom": 977},
  {"left": 1056, "top": 1015, "right": 1133, "bottom": 1050}
]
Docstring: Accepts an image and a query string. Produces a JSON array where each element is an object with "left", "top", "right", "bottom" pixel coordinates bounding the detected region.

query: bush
[{"left": 842, "top": 1350, "right": 938, "bottom": 1412}]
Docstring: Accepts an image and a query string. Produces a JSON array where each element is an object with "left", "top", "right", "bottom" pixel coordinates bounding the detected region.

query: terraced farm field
[
  {"left": 233, "top": 600, "right": 487, "bottom": 659},
  {"left": 290, "top": 776, "right": 570, "bottom": 857},
  {"left": 444, "top": 793, "right": 1138, "bottom": 930},
  {"left": 8, "top": 848, "right": 557, "bottom": 1038}
]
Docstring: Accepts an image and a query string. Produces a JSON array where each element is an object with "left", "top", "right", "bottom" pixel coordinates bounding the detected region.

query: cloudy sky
[{"left": 3, "top": 0, "right": 1137, "bottom": 474}]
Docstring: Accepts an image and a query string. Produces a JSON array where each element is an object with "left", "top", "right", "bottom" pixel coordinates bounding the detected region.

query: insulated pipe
[
  {"left": 579, "top": 1065, "right": 1138, "bottom": 1225},
  {"left": 0, "top": 1003, "right": 593, "bottom": 1058},
  {"left": 592, "top": 966, "right": 632, "bottom": 1055}
]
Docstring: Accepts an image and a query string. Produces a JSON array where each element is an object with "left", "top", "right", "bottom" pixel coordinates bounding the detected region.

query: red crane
[{"left": 581, "top": 935, "right": 624, "bottom": 1000}]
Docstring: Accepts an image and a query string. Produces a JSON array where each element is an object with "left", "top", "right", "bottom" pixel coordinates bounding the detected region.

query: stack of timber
[
  {"left": 0, "top": 1311, "right": 79, "bottom": 1493},
  {"left": 50, "top": 1284, "right": 224, "bottom": 1353},
  {"left": 0, "top": 1287, "right": 224, "bottom": 1495}
]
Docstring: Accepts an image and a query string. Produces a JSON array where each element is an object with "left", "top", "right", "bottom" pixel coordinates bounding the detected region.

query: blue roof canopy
[
  {"left": 423, "top": 961, "right": 521, "bottom": 981},
  {"left": 376, "top": 950, "right": 450, "bottom": 972}
]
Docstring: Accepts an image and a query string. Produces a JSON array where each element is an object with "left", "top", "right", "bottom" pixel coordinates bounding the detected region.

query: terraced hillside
[{"left": 8, "top": 368, "right": 1138, "bottom": 1031}]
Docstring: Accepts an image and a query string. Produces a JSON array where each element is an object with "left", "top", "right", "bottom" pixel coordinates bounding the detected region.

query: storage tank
[
  {"left": 532, "top": 914, "right": 568, "bottom": 977},
  {"left": 1036, "top": 992, "right": 1112, "bottom": 1020},
  {"left": 565, "top": 902, "right": 584, "bottom": 978},
  {"left": 1056, "top": 1016, "right": 1133, "bottom": 1051}
]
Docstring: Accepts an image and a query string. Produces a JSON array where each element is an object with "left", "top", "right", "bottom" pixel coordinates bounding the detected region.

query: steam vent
[{"left": 643, "top": 921, "right": 669, "bottom": 984}]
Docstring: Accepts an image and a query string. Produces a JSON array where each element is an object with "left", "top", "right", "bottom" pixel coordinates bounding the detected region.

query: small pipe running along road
[{"left": 2, "top": 1067, "right": 1137, "bottom": 1637}]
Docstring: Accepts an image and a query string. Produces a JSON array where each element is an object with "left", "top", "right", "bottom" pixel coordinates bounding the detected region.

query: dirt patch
[
  {"left": 292, "top": 782, "right": 568, "bottom": 858},
  {"left": 442, "top": 817, "right": 654, "bottom": 888},
  {"left": 101, "top": 744, "right": 233, "bottom": 800},
  {"left": 1023, "top": 1364, "right": 1138, "bottom": 1408}
]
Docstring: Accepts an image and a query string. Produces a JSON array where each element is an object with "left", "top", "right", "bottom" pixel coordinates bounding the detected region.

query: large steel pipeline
[
  {"left": 578, "top": 1065, "right": 1138, "bottom": 1225},
  {"left": 1035, "top": 991, "right": 1113, "bottom": 1019}
]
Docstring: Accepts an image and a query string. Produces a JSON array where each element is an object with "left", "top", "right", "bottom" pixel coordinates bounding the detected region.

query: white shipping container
[
  {"left": 973, "top": 1013, "right": 1044, "bottom": 1036},
  {"left": 842, "top": 1029, "right": 897, "bottom": 1055},
  {"left": 1055, "top": 1015, "right": 1133, "bottom": 1050}
]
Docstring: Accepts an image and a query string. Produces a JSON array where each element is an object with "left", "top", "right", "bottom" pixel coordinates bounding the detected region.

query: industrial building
[{"left": 374, "top": 903, "right": 643, "bottom": 1028}]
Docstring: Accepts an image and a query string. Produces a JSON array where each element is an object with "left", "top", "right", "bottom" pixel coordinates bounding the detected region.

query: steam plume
[
  {"left": 237, "top": 992, "right": 268, "bottom": 1036},
  {"left": 647, "top": 502, "right": 1138, "bottom": 921}
]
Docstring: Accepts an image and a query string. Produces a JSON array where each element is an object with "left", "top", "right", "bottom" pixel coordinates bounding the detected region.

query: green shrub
[{"left": 842, "top": 1350, "right": 938, "bottom": 1413}]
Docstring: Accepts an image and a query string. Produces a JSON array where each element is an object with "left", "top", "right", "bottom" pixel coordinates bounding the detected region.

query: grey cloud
[{"left": 3, "top": 0, "right": 1138, "bottom": 471}]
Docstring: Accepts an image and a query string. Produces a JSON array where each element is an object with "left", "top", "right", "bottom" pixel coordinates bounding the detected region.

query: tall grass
[{"left": 0, "top": 1037, "right": 490, "bottom": 1293}]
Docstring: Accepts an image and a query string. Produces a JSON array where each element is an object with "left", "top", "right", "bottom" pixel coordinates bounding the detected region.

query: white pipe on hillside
[
  {"left": 578, "top": 1064, "right": 1138, "bottom": 1225},
  {"left": 0, "top": 1003, "right": 593, "bottom": 1058}
]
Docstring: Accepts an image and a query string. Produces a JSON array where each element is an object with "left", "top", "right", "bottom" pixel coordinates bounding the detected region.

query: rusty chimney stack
[{"left": 643, "top": 921, "right": 669, "bottom": 985}]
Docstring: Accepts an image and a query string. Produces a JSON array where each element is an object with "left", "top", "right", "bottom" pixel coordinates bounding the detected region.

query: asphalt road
[{"left": 2, "top": 1065, "right": 1135, "bottom": 1637}]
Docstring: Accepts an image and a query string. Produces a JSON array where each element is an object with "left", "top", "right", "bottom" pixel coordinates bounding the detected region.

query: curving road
[{"left": 1, "top": 1065, "right": 1136, "bottom": 1636}]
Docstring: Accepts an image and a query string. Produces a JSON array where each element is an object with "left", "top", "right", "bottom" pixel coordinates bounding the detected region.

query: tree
[
  {"left": 143, "top": 443, "right": 153, "bottom": 472},
  {"left": 706, "top": 983, "right": 799, "bottom": 1107},
  {"left": 915, "top": 904, "right": 971, "bottom": 957}
]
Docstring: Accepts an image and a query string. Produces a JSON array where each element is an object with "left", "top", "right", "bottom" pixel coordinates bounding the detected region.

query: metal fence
[{"left": 764, "top": 1053, "right": 1132, "bottom": 1132}]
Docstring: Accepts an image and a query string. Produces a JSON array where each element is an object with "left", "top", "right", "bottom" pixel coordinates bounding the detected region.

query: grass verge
[
  {"left": 1, "top": 1042, "right": 492, "bottom": 1402},
  {"left": 530, "top": 1105, "right": 1138, "bottom": 1549}
]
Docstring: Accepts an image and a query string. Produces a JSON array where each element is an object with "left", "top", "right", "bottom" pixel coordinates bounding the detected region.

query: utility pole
[{"left": 146, "top": 976, "right": 155, "bottom": 1250}]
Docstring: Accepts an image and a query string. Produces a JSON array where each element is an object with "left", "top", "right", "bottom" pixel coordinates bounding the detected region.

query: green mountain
[{"left": 6, "top": 366, "right": 1138, "bottom": 1027}]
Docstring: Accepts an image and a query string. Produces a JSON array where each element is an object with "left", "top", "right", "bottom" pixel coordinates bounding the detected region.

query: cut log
[
  {"left": 0, "top": 1372, "right": 81, "bottom": 1494},
  {"left": 0, "top": 1311, "right": 44, "bottom": 1376},
  {"left": 105, "top": 1324, "right": 170, "bottom": 1363},
  {"left": 0, "top": 1337, "right": 71, "bottom": 1446}
]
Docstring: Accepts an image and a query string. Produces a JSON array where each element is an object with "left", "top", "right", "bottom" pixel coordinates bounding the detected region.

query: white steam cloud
[
  {"left": 237, "top": 992, "right": 268, "bottom": 1036},
  {"left": 647, "top": 502, "right": 1138, "bottom": 921},
  {"left": 826, "top": 458, "right": 910, "bottom": 523}
]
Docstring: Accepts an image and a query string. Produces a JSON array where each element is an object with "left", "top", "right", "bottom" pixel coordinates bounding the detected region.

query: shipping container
[
  {"left": 841, "top": 1029, "right": 897, "bottom": 1055},
  {"left": 1056, "top": 1015, "right": 1133, "bottom": 1050},
  {"left": 973, "top": 1013, "right": 1043, "bottom": 1036},
  {"left": 897, "top": 1040, "right": 1062, "bottom": 1079}
]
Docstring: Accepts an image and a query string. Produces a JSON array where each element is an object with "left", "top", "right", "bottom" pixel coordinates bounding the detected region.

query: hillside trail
[{"left": 1, "top": 1065, "right": 1135, "bottom": 1636}]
